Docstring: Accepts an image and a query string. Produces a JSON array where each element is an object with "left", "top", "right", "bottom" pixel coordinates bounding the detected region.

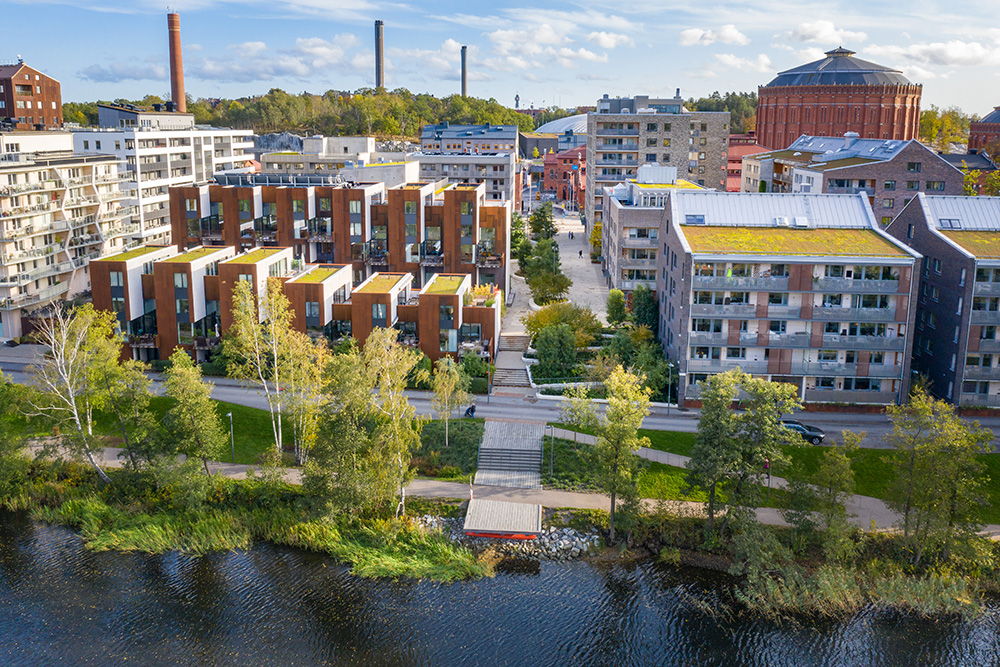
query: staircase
[
  {"left": 492, "top": 367, "right": 531, "bottom": 387},
  {"left": 475, "top": 420, "right": 544, "bottom": 489},
  {"left": 498, "top": 333, "right": 531, "bottom": 352}
]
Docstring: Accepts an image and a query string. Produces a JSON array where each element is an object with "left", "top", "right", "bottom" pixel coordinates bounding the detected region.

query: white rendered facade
[
  {"left": 416, "top": 152, "right": 519, "bottom": 202},
  {"left": 0, "top": 132, "right": 137, "bottom": 338}
]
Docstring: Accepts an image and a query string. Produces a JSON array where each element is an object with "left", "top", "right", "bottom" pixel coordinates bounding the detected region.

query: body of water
[{"left": 1, "top": 511, "right": 999, "bottom": 666}]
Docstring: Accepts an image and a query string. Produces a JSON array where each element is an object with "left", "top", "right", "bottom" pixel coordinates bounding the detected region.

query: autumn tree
[
  {"left": 223, "top": 278, "right": 293, "bottom": 460},
  {"left": 431, "top": 357, "right": 470, "bottom": 448},
  {"left": 606, "top": 289, "right": 628, "bottom": 326},
  {"left": 162, "top": 350, "right": 228, "bottom": 475},
  {"left": 284, "top": 332, "right": 330, "bottom": 465},
  {"left": 594, "top": 366, "right": 651, "bottom": 542},
  {"left": 559, "top": 384, "right": 599, "bottom": 443}
]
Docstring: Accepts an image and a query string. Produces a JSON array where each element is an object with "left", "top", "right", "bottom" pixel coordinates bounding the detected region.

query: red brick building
[
  {"left": 542, "top": 146, "right": 586, "bottom": 209},
  {"left": 726, "top": 134, "right": 767, "bottom": 191},
  {"left": 0, "top": 60, "right": 62, "bottom": 129},
  {"left": 969, "top": 107, "right": 1000, "bottom": 154},
  {"left": 756, "top": 48, "right": 921, "bottom": 151}
]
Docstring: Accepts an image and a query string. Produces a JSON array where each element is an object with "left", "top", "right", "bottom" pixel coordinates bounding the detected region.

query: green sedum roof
[{"left": 682, "top": 226, "right": 908, "bottom": 257}]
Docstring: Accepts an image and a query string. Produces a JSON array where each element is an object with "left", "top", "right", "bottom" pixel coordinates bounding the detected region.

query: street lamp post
[
  {"left": 666, "top": 361, "right": 674, "bottom": 416},
  {"left": 226, "top": 412, "right": 234, "bottom": 463},
  {"left": 546, "top": 424, "right": 554, "bottom": 475}
]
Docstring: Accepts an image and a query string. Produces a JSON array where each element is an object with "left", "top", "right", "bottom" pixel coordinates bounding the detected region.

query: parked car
[
  {"left": 780, "top": 419, "right": 825, "bottom": 445},
  {"left": 3, "top": 339, "right": 19, "bottom": 347}
]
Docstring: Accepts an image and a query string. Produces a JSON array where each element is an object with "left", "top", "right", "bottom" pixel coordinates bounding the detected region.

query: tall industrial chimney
[
  {"left": 167, "top": 12, "right": 186, "bottom": 113},
  {"left": 461, "top": 45, "right": 468, "bottom": 97},
  {"left": 374, "top": 20, "right": 384, "bottom": 88}
]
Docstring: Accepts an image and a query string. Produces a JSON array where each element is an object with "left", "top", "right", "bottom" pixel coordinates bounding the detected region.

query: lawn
[{"left": 412, "top": 417, "right": 484, "bottom": 480}]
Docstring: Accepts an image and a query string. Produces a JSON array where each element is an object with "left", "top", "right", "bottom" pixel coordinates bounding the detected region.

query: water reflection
[{"left": 1, "top": 511, "right": 999, "bottom": 666}]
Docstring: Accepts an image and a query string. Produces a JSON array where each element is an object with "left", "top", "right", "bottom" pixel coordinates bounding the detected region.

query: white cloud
[
  {"left": 787, "top": 20, "right": 867, "bottom": 44},
  {"left": 865, "top": 40, "right": 1000, "bottom": 67},
  {"left": 714, "top": 52, "right": 772, "bottom": 73},
  {"left": 79, "top": 59, "right": 167, "bottom": 82},
  {"left": 229, "top": 41, "right": 268, "bottom": 57},
  {"left": 488, "top": 24, "right": 567, "bottom": 57},
  {"left": 680, "top": 24, "right": 749, "bottom": 46},
  {"left": 586, "top": 31, "right": 634, "bottom": 49}
]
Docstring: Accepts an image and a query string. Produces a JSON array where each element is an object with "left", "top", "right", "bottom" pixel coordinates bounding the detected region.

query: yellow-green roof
[
  {"left": 292, "top": 265, "right": 347, "bottom": 284},
  {"left": 682, "top": 227, "right": 908, "bottom": 257},
  {"left": 630, "top": 179, "right": 702, "bottom": 190},
  {"left": 225, "top": 248, "right": 286, "bottom": 264},
  {"left": 424, "top": 275, "right": 466, "bottom": 295},
  {"left": 95, "top": 245, "right": 166, "bottom": 262},
  {"left": 356, "top": 161, "right": 407, "bottom": 168},
  {"left": 941, "top": 231, "right": 1000, "bottom": 258},
  {"left": 356, "top": 273, "right": 408, "bottom": 293},
  {"left": 161, "top": 246, "right": 227, "bottom": 263}
]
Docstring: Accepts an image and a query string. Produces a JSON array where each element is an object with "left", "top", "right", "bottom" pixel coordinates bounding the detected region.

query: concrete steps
[
  {"left": 492, "top": 368, "right": 531, "bottom": 387},
  {"left": 477, "top": 449, "right": 543, "bottom": 472},
  {"left": 498, "top": 334, "right": 531, "bottom": 352},
  {"left": 474, "top": 420, "right": 545, "bottom": 489}
]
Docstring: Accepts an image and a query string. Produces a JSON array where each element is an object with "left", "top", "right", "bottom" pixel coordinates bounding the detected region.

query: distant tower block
[
  {"left": 515, "top": 94, "right": 520, "bottom": 109},
  {"left": 167, "top": 12, "right": 186, "bottom": 113},
  {"left": 461, "top": 45, "right": 468, "bottom": 97},
  {"left": 374, "top": 20, "right": 385, "bottom": 88}
]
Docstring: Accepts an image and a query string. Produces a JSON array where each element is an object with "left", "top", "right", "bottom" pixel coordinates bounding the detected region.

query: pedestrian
[{"left": 579, "top": 250, "right": 583, "bottom": 258}]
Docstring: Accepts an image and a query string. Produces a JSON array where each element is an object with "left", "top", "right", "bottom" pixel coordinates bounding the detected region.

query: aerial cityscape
[{"left": 2, "top": 3, "right": 1000, "bottom": 664}]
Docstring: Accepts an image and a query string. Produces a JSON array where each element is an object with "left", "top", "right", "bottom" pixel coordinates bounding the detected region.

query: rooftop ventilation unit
[
  {"left": 774, "top": 216, "right": 791, "bottom": 227},
  {"left": 793, "top": 216, "right": 810, "bottom": 228}
]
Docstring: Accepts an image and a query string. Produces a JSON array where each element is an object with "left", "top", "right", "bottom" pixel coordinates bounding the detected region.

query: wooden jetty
[{"left": 463, "top": 499, "right": 542, "bottom": 539}]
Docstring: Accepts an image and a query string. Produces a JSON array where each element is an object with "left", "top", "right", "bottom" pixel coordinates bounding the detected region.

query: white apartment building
[
  {"left": 0, "top": 131, "right": 137, "bottom": 339},
  {"left": 72, "top": 104, "right": 252, "bottom": 245},
  {"left": 416, "top": 152, "right": 520, "bottom": 204}
]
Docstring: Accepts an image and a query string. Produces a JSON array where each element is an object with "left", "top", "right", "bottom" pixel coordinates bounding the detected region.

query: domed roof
[
  {"left": 535, "top": 113, "right": 587, "bottom": 134},
  {"left": 978, "top": 107, "right": 1000, "bottom": 124},
  {"left": 764, "top": 47, "right": 915, "bottom": 88}
]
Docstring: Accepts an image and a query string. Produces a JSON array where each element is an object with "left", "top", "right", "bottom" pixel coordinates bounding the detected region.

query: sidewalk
[{"left": 553, "top": 212, "right": 608, "bottom": 321}]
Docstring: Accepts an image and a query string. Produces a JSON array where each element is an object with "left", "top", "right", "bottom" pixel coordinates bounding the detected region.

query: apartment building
[
  {"left": 0, "top": 132, "right": 138, "bottom": 339},
  {"left": 168, "top": 179, "right": 512, "bottom": 295},
  {"left": 0, "top": 59, "right": 62, "bottom": 130},
  {"left": 542, "top": 146, "right": 586, "bottom": 210},
  {"left": 72, "top": 104, "right": 253, "bottom": 245},
  {"left": 416, "top": 152, "right": 521, "bottom": 207},
  {"left": 92, "top": 246, "right": 500, "bottom": 364},
  {"left": 659, "top": 191, "right": 920, "bottom": 407},
  {"left": 741, "top": 134, "right": 962, "bottom": 222},
  {"left": 585, "top": 93, "right": 729, "bottom": 229},
  {"left": 420, "top": 123, "right": 518, "bottom": 154},
  {"left": 601, "top": 164, "right": 702, "bottom": 293},
  {"left": 885, "top": 194, "right": 1000, "bottom": 406}
]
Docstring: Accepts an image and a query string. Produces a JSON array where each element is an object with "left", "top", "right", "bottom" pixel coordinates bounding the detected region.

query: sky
[{"left": 4, "top": 0, "right": 1000, "bottom": 115}]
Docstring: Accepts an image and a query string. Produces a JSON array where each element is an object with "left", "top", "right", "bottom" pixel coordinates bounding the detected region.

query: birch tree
[
  {"left": 431, "top": 357, "right": 470, "bottom": 448},
  {"left": 26, "top": 304, "right": 121, "bottom": 483},
  {"left": 284, "top": 331, "right": 329, "bottom": 465},
  {"left": 559, "top": 384, "right": 599, "bottom": 443},
  {"left": 162, "top": 350, "right": 227, "bottom": 475},
  {"left": 223, "top": 278, "right": 293, "bottom": 460}
]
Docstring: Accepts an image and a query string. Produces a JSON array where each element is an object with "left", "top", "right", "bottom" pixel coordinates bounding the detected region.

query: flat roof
[
  {"left": 355, "top": 273, "right": 409, "bottom": 293},
  {"left": 681, "top": 226, "right": 909, "bottom": 257},
  {"left": 225, "top": 248, "right": 286, "bottom": 264},
  {"left": 940, "top": 231, "right": 1000, "bottom": 259},
  {"left": 290, "top": 264, "right": 349, "bottom": 284},
  {"left": 160, "top": 246, "right": 227, "bottom": 263},
  {"left": 95, "top": 245, "right": 167, "bottom": 262},
  {"left": 423, "top": 275, "right": 466, "bottom": 295},
  {"left": 630, "top": 179, "right": 702, "bottom": 190}
]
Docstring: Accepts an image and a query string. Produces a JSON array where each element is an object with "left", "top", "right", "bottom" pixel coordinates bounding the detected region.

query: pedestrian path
[{"left": 474, "top": 420, "right": 544, "bottom": 489}]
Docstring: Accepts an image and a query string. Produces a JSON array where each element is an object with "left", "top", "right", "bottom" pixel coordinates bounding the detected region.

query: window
[
  {"left": 818, "top": 350, "right": 838, "bottom": 361},
  {"left": 685, "top": 214, "right": 705, "bottom": 224},
  {"left": 931, "top": 286, "right": 939, "bottom": 301},
  {"left": 349, "top": 200, "right": 362, "bottom": 214},
  {"left": 926, "top": 181, "right": 946, "bottom": 191},
  {"left": 662, "top": 138, "right": 671, "bottom": 147},
  {"left": 882, "top": 198, "right": 894, "bottom": 208},
  {"left": 646, "top": 153, "right": 657, "bottom": 162},
  {"left": 646, "top": 123, "right": 657, "bottom": 131},
  {"left": 646, "top": 138, "right": 657, "bottom": 147},
  {"left": 350, "top": 220, "right": 362, "bottom": 237},
  {"left": 769, "top": 264, "right": 788, "bottom": 277},
  {"left": 185, "top": 198, "right": 197, "bottom": 212},
  {"left": 238, "top": 198, "right": 252, "bottom": 213},
  {"left": 173, "top": 272, "right": 188, "bottom": 289},
  {"left": 238, "top": 273, "right": 252, "bottom": 283},
  {"left": 175, "top": 299, "right": 189, "bottom": 316},
  {"left": 305, "top": 301, "right": 320, "bottom": 318},
  {"left": 939, "top": 218, "right": 961, "bottom": 229},
  {"left": 372, "top": 303, "right": 387, "bottom": 321},
  {"left": 459, "top": 201, "right": 472, "bottom": 215},
  {"left": 906, "top": 180, "right": 919, "bottom": 191},
  {"left": 109, "top": 271, "right": 124, "bottom": 287},
  {"left": 292, "top": 200, "right": 306, "bottom": 213},
  {"left": 769, "top": 320, "right": 787, "bottom": 334},
  {"left": 884, "top": 180, "right": 896, "bottom": 191},
  {"left": 906, "top": 162, "right": 921, "bottom": 173},
  {"left": 692, "top": 318, "right": 722, "bottom": 332},
  {"left": 907, "top": 224, "right": 914, "bottom": 239},
  {"left": 405, "top": 201, "right": 418, "bottom": 215},
  {"left": 768, "top": 292, "right": 788, "bottom": 305},
  {"left": 816, "top": 377, "right": 836, "bottom": 389},
  {"left": 727, "top": 347, "right": 746, "bottom": 359},
  {"left": 932, "top": 258, "right": 942, "bottom": 274},
  {"left": 822, "top": 294, "right": 842, "bottom": 307}
]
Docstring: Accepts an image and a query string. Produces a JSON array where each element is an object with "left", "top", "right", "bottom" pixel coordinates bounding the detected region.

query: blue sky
[{"left": 5, "top": 0, "right": 1000, "bottom": 115}]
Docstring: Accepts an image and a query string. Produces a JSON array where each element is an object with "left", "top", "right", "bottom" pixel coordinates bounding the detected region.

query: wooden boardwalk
[
  {"left": 463, "top": 498, "right": 542, "bottom": 538},
  {"left": 474, "top": 420, "right": 544, "bottom": 489}
]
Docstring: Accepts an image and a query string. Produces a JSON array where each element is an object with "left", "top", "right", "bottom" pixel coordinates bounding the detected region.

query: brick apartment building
[
  {"left": 742, "top": 134, "right": 962, "bottom": 222},
  {"left": 91, "top": 244, "right": 499, "bottom": 364},
  {"left": 756, "top": 48, "right": 922, "bottom": 150},
  {"left": 969, "top": 107, "right": 1000, "bottom": 153},
  {"left": 659, "top": 190, "right": 920, "bottom": 407},
  {"left": 885, "top": 194, "right": 1000, "bottom": 406},
  {"left": 542, "top": 146, "right": 585, "bottom": 210},
  {"left": 0, "top": 60, "right": 62, "bottom": 130},
  {"left": 726, "top": 134, "right": 766, "bottom": 192},
  {"left": 168, "top": 179, "right": 512, "bottom": 296}
]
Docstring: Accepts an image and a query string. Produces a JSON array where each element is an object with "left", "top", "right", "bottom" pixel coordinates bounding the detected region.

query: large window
[
  {"left": 349, "top": 200, "right": 362, "bottom": 214},
  {"left": 404, "top": 201, "right": 418, "bottom": 215},
  {"left": 110, "top": 271, "right": 124, "bottom": 288},
  {"left": 173, "top": 272, "right": 188, "bottom": 289}
]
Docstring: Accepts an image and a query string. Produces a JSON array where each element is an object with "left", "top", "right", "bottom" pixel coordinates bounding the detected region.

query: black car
[
  {"left": 3, "top": 339, "right": 19, "bottom": 347},
  {"left": 780, "top": 419, "right": 825, "bottom": 445}
]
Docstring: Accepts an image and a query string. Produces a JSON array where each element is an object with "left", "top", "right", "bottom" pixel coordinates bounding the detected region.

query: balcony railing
[
  {"left": 364, "top": 240, "right": 389, "bottom": 265},
  {"left": 0, "top": 180, "right": 56, "bottom": 196},
  {"left": 971, "top": 309, "right": 1000, "bottom": 325},
  {"left": 976, "top": 338, "right": 1000, "bottom": 353},
  {"left": 822, "top": 333, "right": 906, "bottom": 351},
  {"left": 0, "top": 282, "right": 70, "bottom": 310},
  {"left": 595, "top": 128, "right": 640, "bottom": 136},
  {"left": 814, "top": 277, "right": 899, "bottom": 293},
  {"left": 687, "top": 359, "right": 768, "bottom": 373},
  {"left": 690, "top": 303, "right": 756, "bottom": 317},
  {"left": 594, "top": 158, "right": 639, "bottom": 167},
  {"left": 419, "top": 241, "right": 444, "bottom": 266},
  {"left": 812, "top": 306, "right": 897, "bottom": 322},
  {"left": 794, "top": 362, "right": 904, "bottom": 378},
  {"left": 621, "top": 237, "right": 657, "bottom": 249},
  {"left": 958, "top": 393, "right": 1000, "bottom": 407},
  {"left": 963, "top": 366, "right": 1000, "bottom": 381},
  {"left": 973, "top": 281, "right": 1000, "bottom": 296},
  {"left": 687, "top": 332, "right": 728, "bottom": 346},
  {"left": 621, "top": 257, "right": 657, "bottom": 268},
  {"left": 766, "top": 305, "right": 802, "bottom": 319},
  {"left": 693, "top": 275, "right": 790, "bottom": 291},
  {"left": 804, "top": 389, "right": 898, "bottom": 404},
  {"left": 128, "top": 334, "right": 157, "bottom": 348},
  {"left": 476, "top": 244, "right": 503, "bottom": 268}
]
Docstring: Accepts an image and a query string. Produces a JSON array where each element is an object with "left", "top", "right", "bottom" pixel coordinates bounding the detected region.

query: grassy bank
[
  {"left": 412, "top": 418, "right": 484, "bottom": 481},
  {"left": 2, "top": 458, "right": 491, "bottom": 582}
]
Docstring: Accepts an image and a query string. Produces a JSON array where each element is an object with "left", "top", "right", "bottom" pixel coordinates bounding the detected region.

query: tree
[
  {"left": 686, "top": 370, "right": 740, "bottom": 533},
  {"left": 532, "top": 146, "right": 540, "bottom": 158},
  {"left": 223, "top": 278, "right": 293, "bottom": 460},
  {"left": 26, "top": 304, "right": 124, "bottom": 483},
  {"left": 559, "top": 384, "right": 599, "bottom": 443},
  {"left": 606, "top": 289, "right": 627, "bottom": 326},
  {"left": 588, "top": 220, "right": 602, "bottom": 254},
  {"left": 527, "top": 272, "right": 571, "bottom": 305},
  {"left": 533, "top": 324, "right": 577, "bottom": 380},
  {"left": 963, "top": 167, "right": 984, "bottom": 196},
  {"left": 306, "top": 328, "right": 427, "bottom": 514},
  {"left": 631, "top": 285, "right": 658, "bottom": 337},
  {"left": 529, "top": 202, "right": 556, "bottom": 239},
  {"left": 510, "top": 212, "right": 527, "bottom": 253},
  {"left": 594, "top": 366, "right": 651, "bottom": 542},
  {"left": 162, "top": 350, "right": 227, "bottom": 475},
  {"left": 813, "top": 430, "right": 862, "bottom": 561},
  {"left": 521, "top": 301, "right": 601, "bottom": 348},
  {"left": 431, "top": 357, "right": 470, "bottom": 448},
  {"left": 284, "top": 332, "right": 329, "bottom": 466}
]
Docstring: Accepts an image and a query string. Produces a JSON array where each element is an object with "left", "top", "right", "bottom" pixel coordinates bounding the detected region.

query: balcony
[
  {"left": 764, "top": 332, "right": 812, "bottom": 347},
  {"left": 826, "top": 186, "right": 875, "bottom": 196},
  {"left": 815, "top": 277, "right": 899, "bottom": 293},
  {"left": 690, "top": 303, "right": 756, "bottom": 317},
  {"left": 597, "top": 142, "right": 639, "bottom": 150},
  {"left": 620, "top": 257, "right": 657, "bottom": 268},
  {"left": 812, "top": 306, "right": 897, "bottom": 322},
  {"left": 0, "top": 201, "right": 57, "bottom": 219},
  {"left": 973, "top": 281, "right": 1000, "bottom": 296},
  {"left": 621, "top": 237, "right": 657, "bottom": 249},
  {"left": 364, "top": 240, "right": 389, "bottom": 266},
  {"left": 0, "top": 282, "right": 70, "bottom": 310},
  {"left": 687, "top": 359, "right": 768, "bottom": 373},
  {"left": 476, "top": 244, "right": 503, "bottom": 268},
  {"left": 692, "top": 275, "right": 790, "bottom": 291},
  {"left": 193, "top": 336, "right": 221, "bottom": 350},
  {"left": 963, "top": 366, "right": 1000, "bottom": 381},
  {"left": 822, "top": 333, "right": 906, "bottom": 351},
  {"left": 971, "top": 309, "right": 1000, "bottom": 325},
  {"left": 804, "top": 389, "right": 898, "bottom": 404},
  {"left": 976, "top": 338, "right": 1000, "bottom": 353},
  {"left": 128, "top": 334, "right": 157, "bottom": 348},
  {"left": 687, "top": 332, "right": 728, "bottom": 345},
  {"left": 594, "top": 158, "right": 639, "bottom": 167},
  {"left": 958, "top": 393, "right": 1000, "bottom": 407},
  {"left": 766, "top": 305, "right": 802, "bottom": 319},
  {"left": 303, "top": 217, "right": 333, "bottom": 243},
  {"left": 595, "top": 128, "right": 640, "bottom": 136},
  {"left": 619, "top": 279, "right": 655, "bottom": 291},
  {"left": 793, "top": 362, "right": 904, "bottom": 378},
  {"left": 0, "top": 180, "right": 56, "bottom": 197},
  {"left": 419, "top": 241, "right": 444, "bottom": 266}
]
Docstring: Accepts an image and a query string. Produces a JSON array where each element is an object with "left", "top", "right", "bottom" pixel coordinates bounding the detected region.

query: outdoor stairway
[
  {"left": 492, "top": 368, "right": 531, "bottom": 387},
  {"left": 498, "top": 333, "right": 531, "bottom": 352},
  {"left": 475, "top": 420, "right": 544, "bottom": 489}
]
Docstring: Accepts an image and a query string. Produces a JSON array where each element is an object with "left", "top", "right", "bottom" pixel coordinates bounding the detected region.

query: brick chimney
[{"left": 167, "top": 12, "right": 186, "bottom": 113}]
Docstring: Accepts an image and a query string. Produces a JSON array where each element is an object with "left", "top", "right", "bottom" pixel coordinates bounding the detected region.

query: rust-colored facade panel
[{"left": 0, "top": 63, "right": 63, "bottom": 129}]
